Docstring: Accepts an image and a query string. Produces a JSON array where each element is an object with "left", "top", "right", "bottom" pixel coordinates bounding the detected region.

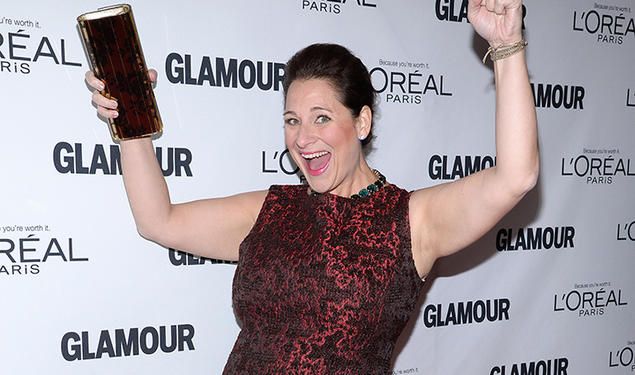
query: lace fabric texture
[{"left": 223, "top": 184, "right": 424, "bottom": 374}]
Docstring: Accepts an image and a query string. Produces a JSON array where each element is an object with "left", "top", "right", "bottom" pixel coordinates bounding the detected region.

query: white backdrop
[{"left": 1, "top": 1, "right": 634, "bottom": 374}]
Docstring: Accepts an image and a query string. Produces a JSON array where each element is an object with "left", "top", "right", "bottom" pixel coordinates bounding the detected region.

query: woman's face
[{"left": 284, "top": 78, "right": 370, "bottom": 196}]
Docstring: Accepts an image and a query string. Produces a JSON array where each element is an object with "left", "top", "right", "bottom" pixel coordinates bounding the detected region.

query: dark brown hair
[{"left": 283, "top": 43, "right": 377, "bottom": 148}]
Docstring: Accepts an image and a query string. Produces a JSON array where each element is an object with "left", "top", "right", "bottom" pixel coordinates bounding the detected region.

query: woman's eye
[
  {"left": 285, "top": 118, "right": 299, "bottom": 126},
  {"left": 316, "top": 115, "right": 330, "bottom": 124}
]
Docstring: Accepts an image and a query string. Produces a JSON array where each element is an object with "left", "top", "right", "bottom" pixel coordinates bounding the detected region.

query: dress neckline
[{"left": 298, "top": 183, "right": 400, "bottom": 206}]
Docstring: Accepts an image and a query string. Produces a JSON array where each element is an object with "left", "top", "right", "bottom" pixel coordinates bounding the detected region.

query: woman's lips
[{"left": 301, "top": 151, "right": 331, "bottom": 176}]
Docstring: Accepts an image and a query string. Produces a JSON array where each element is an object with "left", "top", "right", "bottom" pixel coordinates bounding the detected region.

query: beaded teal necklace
[{"left": 310, "top": 169, "right": 387, "bottom": 199}]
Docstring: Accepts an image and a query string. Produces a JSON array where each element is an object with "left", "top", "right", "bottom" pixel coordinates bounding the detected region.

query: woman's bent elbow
[
  {"left": 515, "top": 163, "right": 540, "bottom": 197},
  {"left": 501, "top": 161, "right": 539, "bottom": 200},
  {"left": 135, "top": 223, "right": 161, "bottom": 243}
]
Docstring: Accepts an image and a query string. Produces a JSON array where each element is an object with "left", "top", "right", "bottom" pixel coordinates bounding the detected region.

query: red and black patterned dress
[{"left": 223, "top": 184, "right": 424, "bottom": 374}]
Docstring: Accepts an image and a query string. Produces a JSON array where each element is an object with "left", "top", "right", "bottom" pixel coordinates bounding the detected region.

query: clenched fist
[{"left": 468, "top": 0, "right": 523, "bottom": 47}]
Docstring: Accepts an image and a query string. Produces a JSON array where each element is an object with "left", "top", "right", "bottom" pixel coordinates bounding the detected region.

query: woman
[{"left": 87, "top": 0, "right": 537, "bottom": 372}]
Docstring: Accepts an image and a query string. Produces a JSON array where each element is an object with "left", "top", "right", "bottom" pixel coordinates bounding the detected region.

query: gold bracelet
[{"left": 482, "top": 40, "right": 527, "bottom": 63}]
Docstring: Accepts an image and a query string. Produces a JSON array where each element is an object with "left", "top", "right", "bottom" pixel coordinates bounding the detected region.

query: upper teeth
[{"left": 302, "top": 151, "right": 329, "bottom": 159}]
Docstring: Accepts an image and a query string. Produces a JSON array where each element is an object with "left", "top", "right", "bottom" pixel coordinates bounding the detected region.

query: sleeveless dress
[{"left": 223, "top": 184, "right": 424, "bottom": 374}]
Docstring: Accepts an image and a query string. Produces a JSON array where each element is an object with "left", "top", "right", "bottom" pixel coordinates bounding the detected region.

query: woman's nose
[{"left": 295, "top": 124, "right": 318, "bottom": 149}]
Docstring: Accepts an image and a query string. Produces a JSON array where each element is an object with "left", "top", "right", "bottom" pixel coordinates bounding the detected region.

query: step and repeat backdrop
[{"left": 1, "top": 0, "right": 634, "bottom": 374}]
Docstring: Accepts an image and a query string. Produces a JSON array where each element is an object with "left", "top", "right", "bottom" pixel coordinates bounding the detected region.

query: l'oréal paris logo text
[
  {"left": 572, "top": 4, "right": 635, "bottom": 45},
  {"left": 0, "top": 228, "right": 88, "bottom": 277},
  {"left": 617, "top": 220, "right": 635, "bottom": 242},
  {"left": 165, "top": 53, "right": 285, "bottom": 91},
  {"left": 554, "top": 281, "right": 628, "bottom": 318},
  {"left": 261, "top": 148, "right": 303, "bottom": 176},
  {"left": 301, "top": 0, "right": 377, "bottom": 15},
  {"left": 561, "top": 148, "right": 634, "bottom": 184},
  {"left": 53, "top": 142, "right": 193, "bottom": 177},
  {"left": 609, "top": 341, "right": 635, "bottom": 372},
  {"left": 370, "top": 62, "right": 452, "bottom": 104},
  {"left": 61, "top": 324, "right": 195, "bottom": 361},
  {"left": 0, "top": 24, "right": 82, "bottom": 75}
]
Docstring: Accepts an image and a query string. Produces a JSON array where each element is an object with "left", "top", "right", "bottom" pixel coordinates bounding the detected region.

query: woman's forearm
[
  {"left": 492, "top": 49, "right": 539, "bottom": 195},
  {"left": 119, "top": 137, "right": 172, "bottom": 239}
]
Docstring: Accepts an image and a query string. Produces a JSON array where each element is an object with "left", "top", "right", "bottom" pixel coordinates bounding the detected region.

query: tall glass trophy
[{"left": 78, "top": 4, "right": 163, "bottom": 140}]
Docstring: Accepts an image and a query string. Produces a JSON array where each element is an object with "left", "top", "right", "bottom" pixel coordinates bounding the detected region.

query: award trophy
[{"left": 77, "top": 4, "right": 162, "bottom": 140}]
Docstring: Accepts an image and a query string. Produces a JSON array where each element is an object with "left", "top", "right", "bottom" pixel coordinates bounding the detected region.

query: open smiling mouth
[{"left": 301, "top": 151, "right": 332, "bottom": 176}]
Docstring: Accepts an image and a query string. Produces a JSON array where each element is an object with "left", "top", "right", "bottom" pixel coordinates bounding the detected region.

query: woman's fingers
[
  {"left": 494, "top": 0, "right": 505, "bottom": 14},
  {"left": 92, "top": 90, "right": 118, "bottom": 118},
  {"left": 91, "top": 89, "right": 118, "bottom": 109},
  {"left": 481, "top": 0, "right": 506, "bottom": 15},
  {"left": 84, "top": 70, "right": 105, "bottom": 91},
  {"left": 484, "top": 0, "right": 495, "bottom": 12},
  {"left": 87, "top": 71, "right": 118, "bottom": 118},
  {"left": 148, "top": 68, "right": 158, "bottom": 83},
  {"left": 97, "top": 105, "right": 119, "bottom": 118},
  {"left": 482, "top": 0, "right": 513, "bottom": 15},
  {"left": 86, "top": 67, "right": 157, "bottom": 119}
]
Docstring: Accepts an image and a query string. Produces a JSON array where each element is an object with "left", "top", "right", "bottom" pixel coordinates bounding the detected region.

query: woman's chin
[
  {"left": 305, "top": 176, "right": 331, "bottom": 193},
  {"left": 306, "top": 181, "right": 326, "bottom": 193}
]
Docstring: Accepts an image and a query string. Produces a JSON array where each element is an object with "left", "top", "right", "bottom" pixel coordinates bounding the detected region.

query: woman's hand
[
  {"left": 467, "top": 0, "right": 523, "bottom": 46},
  {"left": 85, "top": 69, "right": 158, "bottom": 119}
]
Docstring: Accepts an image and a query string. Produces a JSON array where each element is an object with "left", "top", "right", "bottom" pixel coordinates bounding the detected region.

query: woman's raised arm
[
  {"left": 86, "top": 70, "right": 266, "bottom": 261},
  {"left": 409, "top": 0, "right": 539, "bottom": 276}
]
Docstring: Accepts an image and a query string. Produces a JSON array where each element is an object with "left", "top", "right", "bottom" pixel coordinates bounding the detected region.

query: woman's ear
[{"left": 356, "top": 105, "right": 372, "bottom": 140}]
